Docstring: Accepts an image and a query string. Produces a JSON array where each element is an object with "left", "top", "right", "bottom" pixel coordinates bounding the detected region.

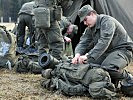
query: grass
[{"left": 0, "top": 67, "right": 133, "bottom": 100}]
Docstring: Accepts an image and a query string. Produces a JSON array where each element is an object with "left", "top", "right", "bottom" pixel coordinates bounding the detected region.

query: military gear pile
[
  {"left": 14, "top": 55, "right": 42, "bottom": 74},
  {"left": 41, "top": 61, "right": 117, "bottom": 99},
  {"left": 0, "top": 26, "right": 17, "bottom": 68}
]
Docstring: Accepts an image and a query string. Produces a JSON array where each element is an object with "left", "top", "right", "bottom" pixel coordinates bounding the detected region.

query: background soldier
[
  {"left": 59, "top": 16, "right": 78, "bottom": 57},
  {"left": 17, "top": 1, "right": 36, "bottom": 54}
]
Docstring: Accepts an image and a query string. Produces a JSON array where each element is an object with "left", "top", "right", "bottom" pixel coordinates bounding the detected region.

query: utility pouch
[
  {"left": 33, "top": 7, "right": 50, "bottom": 28},
  {"left": 54, "top": 6, "right": 62, "bottom": 21},
  {"left": 57, "top": 79, "right": 88, "bottom": 96}
]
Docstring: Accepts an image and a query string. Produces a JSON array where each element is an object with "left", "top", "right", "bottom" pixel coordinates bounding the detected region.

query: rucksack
[
  {"left": 14, "top": 54, "right": 42, "bottom": 74},
  {"left": 33, "top": 7, "right": 51, "bottom": 28},
  {"left": 41, "top": 61, "right": 117, "bottom": 99},
  {"left": 34, "top": 0, "right": 62, "bottom": 28},
  {"left": 0, "top": 25, "right": 17, "bottom": 68}
]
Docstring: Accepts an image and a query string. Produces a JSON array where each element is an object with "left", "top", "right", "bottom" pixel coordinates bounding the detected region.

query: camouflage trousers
[
  {"left": 36, "top": 21, "right": 64, "bottom": 60},
  {"left": 17, "top": 14, "right": 35, "bottom": 47},
  {"left": 91, "top": 49, "right": 132, "bottom": 83}
]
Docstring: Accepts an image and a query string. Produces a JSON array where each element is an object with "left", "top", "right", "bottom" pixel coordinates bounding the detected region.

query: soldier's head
[
  {"left": 66, "top": 24, "right": 78, "bottom": 35},
  {"left": 78, "top": 5, "right": 97, "bottom": 28}
]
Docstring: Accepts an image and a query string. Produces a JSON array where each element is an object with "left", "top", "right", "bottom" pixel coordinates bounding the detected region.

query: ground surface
[
  {"left": 0, "top": 23, "right": 133, "bottom": 100},
  {"left": 0, "top": 65, "right": 133, "bottom": 100}
]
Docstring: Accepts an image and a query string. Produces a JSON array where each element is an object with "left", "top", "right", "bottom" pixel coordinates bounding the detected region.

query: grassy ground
[
  {"left": 0, "top": 69, "right": 92, "bottom": 100},
  {"left": 0, "top": 66, "right": 133, "bottom": 100}
]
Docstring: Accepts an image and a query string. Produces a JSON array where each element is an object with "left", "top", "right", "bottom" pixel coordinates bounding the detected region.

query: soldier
[
  {"left": 72, "top": 5, "right": 133, "bottom": 86},
  {"left": 59, "top": 16, "right": 78, "bottom": 57},
  {"left": 17, "top": 1, "right": 36, "bottom": 53},
  {"left": 34, "top": 0, "right": 79, "bottom": 60},
  {"left": 34, "top": 0, "right": 65, "bottom": 60},
  {"left": 36, "top": 15, "right": 78, "bottom": 58},
  {"left": 40, "top": 16, "right": 78, "bottom": 79}
]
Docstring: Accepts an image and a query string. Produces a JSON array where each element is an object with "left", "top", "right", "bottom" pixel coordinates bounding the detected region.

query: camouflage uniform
[
  {"left": 17, "top": 1, "right": 35, "bottom": 48},
  {"left": 37, "top": 15, "right": 77, "bottom": 58},
  {"left": 59, "top": 16, "right": 71, "bottom": 31},
  {"left": 35, "top": 0, "right": 65, "bottom": 60},
  {"left": 59, "top": 16, "right": 78, "bottom": 56},
  {"left": 76, "top": 5, "right": 133, "bottom": 84}
]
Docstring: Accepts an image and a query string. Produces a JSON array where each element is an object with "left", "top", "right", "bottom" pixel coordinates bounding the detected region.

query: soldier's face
[
  {"left": 66, "top": 24, "right": 74, "bottom": 34},
  {"left": 83, "top": 13, "right": 97, "bottom": 28}
]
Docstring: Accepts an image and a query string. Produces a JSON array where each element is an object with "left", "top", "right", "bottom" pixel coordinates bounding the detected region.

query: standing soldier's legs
[
  {"left": 17, "top": 14, "right": 26, "bottom": 47},
  {"left": 26, "top": 15, "right": 35, "bottom": 47},
  {"left": 37, "top": 28, "right": 48, "bottom": 55},
  {"left": 47, "top": 26, "right": 64, "bottom": 60}
]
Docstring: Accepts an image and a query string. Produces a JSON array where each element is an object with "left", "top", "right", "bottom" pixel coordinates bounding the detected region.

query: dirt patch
[{"left": 0, "top": 69, "right": 93, "bottom": 100}]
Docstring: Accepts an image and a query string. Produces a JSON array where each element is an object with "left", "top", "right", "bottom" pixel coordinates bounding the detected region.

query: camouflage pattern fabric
[
  {"left": 41, "top": 61, "right": 117, "bottom": 99},
  {"left": 34, "top": 0, "right": 64, "bottom": 60},
  {"left": 14, "top": 55, "right": 42, "bottom": 74}
]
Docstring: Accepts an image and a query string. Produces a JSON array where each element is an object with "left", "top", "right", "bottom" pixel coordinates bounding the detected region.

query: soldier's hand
[
  {"left": 79, "top": 55, "right": 88, "bottom": 64},
  {"left": 72, "top": 53, "right": 80, "bottom": 64},
  {"left": 64, "top": 36, "right": 71, "bottom": 42}
]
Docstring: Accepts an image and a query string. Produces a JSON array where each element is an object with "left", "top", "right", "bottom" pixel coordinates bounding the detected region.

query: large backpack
[
  {"left": 14, "top": 54, "right": 42, "bottom": 74},
  {"left": 34, "top": 0, "right": 62, "bottom": 28},
  {"left": 33, "top": 7, "right": 51, "bottom": 28},
  {"left": 0, "top": 26, "right": 17, "bottom": 68},
  {"left": 41, "top": 61, "right": 117, "bottom": 99}
]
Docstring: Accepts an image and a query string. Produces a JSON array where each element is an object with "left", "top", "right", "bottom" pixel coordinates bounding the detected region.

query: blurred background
[{"left": 0, "top": 0, "right": 32, "bottom": 22}]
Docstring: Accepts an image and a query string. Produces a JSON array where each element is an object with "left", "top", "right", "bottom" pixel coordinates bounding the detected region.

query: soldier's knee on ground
[
  {"left": 108, "top": 69, "right": 131, "bottom": 81},
  {"left": 108, "top": 68, "right": 133, "bottom": 88}
]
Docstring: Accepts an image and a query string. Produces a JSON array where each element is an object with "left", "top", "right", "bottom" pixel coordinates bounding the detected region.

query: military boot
[{"left": 121, "top": 72, "right": 133, "bottom": 96}]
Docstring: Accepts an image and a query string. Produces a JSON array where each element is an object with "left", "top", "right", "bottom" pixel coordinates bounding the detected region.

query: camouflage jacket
[{"left": 75, "top": 14, "right": 133, "bottom": 60}]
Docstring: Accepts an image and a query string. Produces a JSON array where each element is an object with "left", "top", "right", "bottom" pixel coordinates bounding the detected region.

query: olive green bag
[
  {"left": 49, "top": 62, "right": 117, "bottom": 99},
  {"left": 14, "top": 55, "right": 42, "bottom": 74},
  {"left": 0, "top": 26, "right": 17, "bottom": 68},
  {"left": 33, "top": 7, "right": 50, "bottom": 28}
]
